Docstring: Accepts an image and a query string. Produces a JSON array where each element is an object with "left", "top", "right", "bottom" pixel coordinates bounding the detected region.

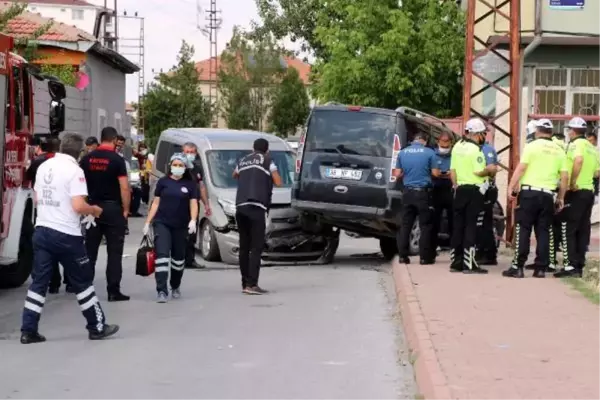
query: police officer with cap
[
  {"left": 20, "top": 133, "right": 118, "bottom": 344},
  {"left": 475, "top": 137, "right": 499, "bottom": 265},
  {"left": 449, "top": 118, "right": 495, "bottom": 274},
  {"left": 79, "top": 127, "right": 131, "bottom": 301},
  {"left": 554, "top": 117, "right": 599, "bottom": 278},
  {"left": 233, "top": 138, "right": 282, "bottom": 295},
  {"left": 504, "top": 119, "right": 568, "bottom": 278},
  {"left": 393, "top": 132, "right": 439, "bottom": 264}
]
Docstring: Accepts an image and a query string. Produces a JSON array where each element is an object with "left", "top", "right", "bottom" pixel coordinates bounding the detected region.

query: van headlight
[{"left": 218, "top": 198, "right": 236, "bottom": 216}]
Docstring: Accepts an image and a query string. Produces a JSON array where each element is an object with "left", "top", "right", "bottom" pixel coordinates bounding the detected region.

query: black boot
[
  {"left": 186, "top": 260, "right": 206, "bottom": 269},
  {"left": 463, "top": 247, "right": 488, "bottom": 274},
  {"left": 449, "top": 249, "right": 463, "bottom": 272},
  {"left": 553, "top": 268, "right": 582, "bottom": 278},
  {"left": 502, "top": 266, "right": 524, "bottom": 278},
  {"left": 89, "top": 324, "right": 120, "bottom": 340},
  {"left": 108, "top": 292, "right": 130, "bottom": 302},
  {"left": 20, "top": 332, "right": 46, "bottom": 344},
  {"left": 532, "top": 268, "right": 545, "bottom": 278},
  {"left": 398, "top": 256, "right": 410, "bottom": 264}
]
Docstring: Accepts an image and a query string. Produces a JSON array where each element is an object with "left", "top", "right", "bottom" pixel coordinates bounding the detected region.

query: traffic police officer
[
  {"left": 475, "top": 138, "right": 499, "bottom": 265},
  {"left": 503, "top": 119, "right": 568, "bottom": 278},
  {"left": 554, "top": 117, "right": 599, "bottom": 278},
  {"left": 586, "top": 130, "right": 599, "bottom": 199},
  {"left": 393, "top": 132, "right": 439, "bottom": 264},
  {"left": 20, "top": 133, "right": 118, "bottom": 344},
  {"left": 182, "top": 142, "right": 211, "bottom": 269},
  {"left": 431, "top": 131, "right": 454, "bottom": 252},
  {"left": 79, "top": 127, "right": 131, "bottom": 301},
  {"left": 449, "top": 118, "right": 494, "bottom": 274},
  {"left": 233, "top": 138, "right": 282, "bottom": 295}
]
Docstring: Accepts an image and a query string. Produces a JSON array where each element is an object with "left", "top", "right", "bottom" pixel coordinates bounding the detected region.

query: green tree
[
  {"left": 219, "top": 27, "right": 285, "bottom": 131},
  {"left": 269, "top": 67, "right": 310, "bottom": 137},
  {"left": 140, "top": 40, "right": 211, "bottom": 151}
]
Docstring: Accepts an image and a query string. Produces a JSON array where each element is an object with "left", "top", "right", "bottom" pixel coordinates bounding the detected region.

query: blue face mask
[{"left": 171, "top": 166, "right": 185, "bottom": 177}]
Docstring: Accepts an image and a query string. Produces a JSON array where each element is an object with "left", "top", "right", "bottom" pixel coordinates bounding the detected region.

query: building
[
  {"left": 2, "top": 4, "right": 139, "bottom": 140},
  {"left": 462, "top": 0, "right": 599, "bottom": 221},
  {"left": 194, "top": 54, "right": 314, "bottom": 129}
]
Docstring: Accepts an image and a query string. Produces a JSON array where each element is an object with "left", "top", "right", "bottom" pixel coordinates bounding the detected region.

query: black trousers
[
  {"left": 476, "top": 186, "right": 498, "bottom": 259},
  {"left": 562, "top": 190, "right": 594, "bottom": 269},
  {"left": 236, "top": 205, "right": 266, "bottom": 288},
  {"left": 396, "top": 188, "right": 434, "bottom": 260},
  {"left": 85, "top": 202, "right": 126, "bottom": 294},
  {"left": 512, "top": 190, "right": 555, "bottom": 268},
  {"left": 153, "top": 221, "right": 187, "bottom": 294},
  {"left": 451, "top": 185, "right": 484, "bottom": 266},
  {"left": 432, "top": 185, "right": 453, "bottom": 251}
]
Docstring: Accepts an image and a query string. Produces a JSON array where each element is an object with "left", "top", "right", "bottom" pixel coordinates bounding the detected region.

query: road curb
[{"left": 392, "top": 261, "right": 452, "bottom": 400}]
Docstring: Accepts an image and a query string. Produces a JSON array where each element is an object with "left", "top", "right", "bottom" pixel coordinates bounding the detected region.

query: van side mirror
[
  {"left": 49, "top": 100, "right": 65, "bottom": 134},
  {"left": 48, "top": 80, "right": 66, "bottom": 101}
]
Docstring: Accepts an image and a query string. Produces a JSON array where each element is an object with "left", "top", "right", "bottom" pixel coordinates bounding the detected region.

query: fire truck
[{"left": 0, "top": 33, "right": 66, "bottom": 288}]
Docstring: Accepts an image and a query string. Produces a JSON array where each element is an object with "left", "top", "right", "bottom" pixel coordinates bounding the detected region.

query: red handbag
[{"left": 136, "top": 235, "right": 155, "bottom": 276}]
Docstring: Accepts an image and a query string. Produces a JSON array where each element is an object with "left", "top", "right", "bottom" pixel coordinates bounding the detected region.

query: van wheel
[
  {"left": 409, "top": 221, "right": 420, "bottom": 256},
  {"left": 318, "top": 229, "right": 340, "bottom": 264},
  {"left": 199, "top": 220, "right": 221, "bottom": 262},
  {"left": 379, "top": 238, "right": 398, "bottom": 261},
  {"left": 0, "top": 203, "right": 34, "bottom": 289}
]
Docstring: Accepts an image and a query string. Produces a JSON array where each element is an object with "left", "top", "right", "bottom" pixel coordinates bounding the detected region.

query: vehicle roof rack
[{"left": 396, "top": 106, "right": 449, "bottom": 129}]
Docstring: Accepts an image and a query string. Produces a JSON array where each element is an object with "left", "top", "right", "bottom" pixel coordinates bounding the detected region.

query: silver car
[{"left": 150, "top": 128, "right": 339, "bottom": 265}]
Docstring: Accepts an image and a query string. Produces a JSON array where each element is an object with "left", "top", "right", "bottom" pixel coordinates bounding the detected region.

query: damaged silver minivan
[{"left": 150, "top": 128, "right": 339, "bottom": 265}]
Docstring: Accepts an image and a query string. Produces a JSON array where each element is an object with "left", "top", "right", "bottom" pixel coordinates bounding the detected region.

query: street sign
[{"left": 549, "top": 0, "right": 584, "bottom": 10}]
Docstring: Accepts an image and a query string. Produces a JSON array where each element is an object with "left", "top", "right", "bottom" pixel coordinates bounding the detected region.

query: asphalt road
[{"left": 0, "top": 217, "right": 416, "bottom": 399}]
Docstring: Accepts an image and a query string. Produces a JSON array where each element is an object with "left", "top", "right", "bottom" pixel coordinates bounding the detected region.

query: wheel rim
[
  {"left": 201, "top": 224, "right": 211, "bottom": 257},
  {"left": 410, "top": 223, "right": 420, "bottom": 252}
]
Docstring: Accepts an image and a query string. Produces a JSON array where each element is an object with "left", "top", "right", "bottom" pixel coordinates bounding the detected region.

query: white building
[{"left": 22, "top": 0, "right": 115, "bottom": 39}]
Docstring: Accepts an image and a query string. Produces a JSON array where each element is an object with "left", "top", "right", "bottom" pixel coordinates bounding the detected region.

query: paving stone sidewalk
[{"left": 394, "top": 255, "right": 599, "bottom": 399}]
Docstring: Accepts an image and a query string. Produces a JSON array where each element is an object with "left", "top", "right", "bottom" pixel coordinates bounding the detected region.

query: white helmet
[
  {"left": 567, "top": 117, "right": 587, "bottom": 129},
  {"left": 526, "top": 120, "right": 538, "bottom": 135},
  {"left": 465, "top": 118, "right": 487, "bottom": 134},
  {"left": 536, "top": 118, "right": 554, "bottom": 130}
]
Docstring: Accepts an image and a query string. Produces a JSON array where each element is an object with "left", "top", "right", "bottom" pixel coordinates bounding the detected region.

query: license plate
[{"left": 325, "top": 168, "right": 362, "bottom": 180}]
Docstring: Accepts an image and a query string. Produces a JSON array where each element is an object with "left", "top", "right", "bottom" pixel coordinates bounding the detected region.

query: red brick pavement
[{"left": 393, "top": 255, "right": 599, "bottom": 399}]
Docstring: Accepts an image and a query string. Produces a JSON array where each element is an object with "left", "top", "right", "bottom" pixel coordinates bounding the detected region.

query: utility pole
[
  {"left": 198, "top": 0, "right": 222, "bottom": 127},
  {"left": 119, "top": 11, "right": 145, "bottom": 138},
  {"left": 114, "top": 0, "right": 119, "bottom": 52},
  {"left": 462, "top": 0, "right": 521, "bottom": 243}
]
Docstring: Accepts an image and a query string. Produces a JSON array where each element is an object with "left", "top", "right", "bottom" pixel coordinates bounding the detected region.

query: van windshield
[
  {"left": 206, "top": 150, "right": 295, "bottom": 188},
  {"left": 306, "top": 110, "right": 396, "bottom": 158}
]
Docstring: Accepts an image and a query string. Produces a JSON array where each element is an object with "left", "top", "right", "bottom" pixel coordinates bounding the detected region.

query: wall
[{"left": 26, "top": 3, "right": 98, "bottom": 35}]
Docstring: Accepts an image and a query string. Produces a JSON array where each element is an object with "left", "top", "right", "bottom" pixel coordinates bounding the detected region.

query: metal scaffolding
[
  {"left": 462, "top": 0, "right": 521, "bottom": 243},
  {"left": 119, "top": 11, "right": 145, "bottom": 138},
  {"left": 198, "top": 0, "right": 222, "bottom": 127}
]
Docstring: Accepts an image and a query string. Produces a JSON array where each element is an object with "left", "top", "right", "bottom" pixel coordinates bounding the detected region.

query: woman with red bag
[{"left": 143, "top": 153, "right": 199, "bottom": 303}]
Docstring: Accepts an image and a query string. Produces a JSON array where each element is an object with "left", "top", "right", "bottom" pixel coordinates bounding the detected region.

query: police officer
[
  {"left": 449, "top": 118, "right": 494, "bottom": 274},
  {"left": 79, "top": 127, "right": 131, "bottom": 301},
  {"left": 554, "top": 117, "right": 599, "bottom": 278},
  {"left": 503, "top": 119, "right": 568, "bottom": 278},
  {"left": 393, "top": 132, "right": 439, "bottom": 264},
  {"left": 20, "top": 133, "right": 118, "bottom": 344},
  {"left": 475, "top": 138, "right": 499, "bottom": 265},
  {"left": 233, "top": 138, "right": 282, "bottom": 295},
  {"left": 181, "top": 142, "right": 211, "bottom": 269},
  {"left": 586, "top": 130, "right": 599, "bottom": 199},
  {"left": 431, "top": 131, "right": 454, "bottom": 252}
]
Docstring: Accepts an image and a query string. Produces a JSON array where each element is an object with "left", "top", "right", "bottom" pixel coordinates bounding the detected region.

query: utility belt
[{"left": 520, "top": 185, "right": 557, "bottom": 201}]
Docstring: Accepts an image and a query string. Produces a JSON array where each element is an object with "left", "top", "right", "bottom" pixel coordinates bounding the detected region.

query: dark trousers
[
  {"left": 396, "top": 188, "right": 434, "bottom": 260},
  {"left": 130, "top": 187, "right": 141, "bottom": 214},
  {"left": 22, "top": 227, "right": 106, "bottom": 334},
  {"left": 562, "top": 190, "right": 594, "bottom": 269},
  {"left": 476, "top": 186, "right": 498, "bottom": 259},
  {"left": 85, "top": 202, "right": 126, "bottom": 294},
  {"left": 236, "top": 205, "right": 266, "bottom": 288},
  {"left": 532, "top": 212, "right": 560, "bottom": 268},
  {"left": 451, "top": 185, "right": 484, "bottom": 268},
  {"left": 153, "top": 221, "right": 187, "bottom": 294},
  {"left": 141, "top": 180, "right": 150, "bottom": 204},
  {"left": 511, "top": 190, "right": 555, "bottom": 268},
  {"left": 432, "top": 185, "right": 453, "bottom": 251}
]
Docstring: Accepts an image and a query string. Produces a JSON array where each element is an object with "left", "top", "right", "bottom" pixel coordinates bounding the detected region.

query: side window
[
  {"left": 154, "top": 141, "right": 171, "bottom": 174},
  {"left": 22, "top": 67, "right": 30, "bottom": 130},
  {"left": 12, "top": 66, "right": 22, "bottom": 131}
]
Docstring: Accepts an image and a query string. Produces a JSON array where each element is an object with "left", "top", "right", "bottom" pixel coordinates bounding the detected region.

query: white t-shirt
[{"left": 35, "top": 153, "right": 88, "bottom": 236}]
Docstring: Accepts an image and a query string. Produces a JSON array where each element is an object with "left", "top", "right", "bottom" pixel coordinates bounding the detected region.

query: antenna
[{"left": 119, "top": 11, "right": 145, "bottom": 138}]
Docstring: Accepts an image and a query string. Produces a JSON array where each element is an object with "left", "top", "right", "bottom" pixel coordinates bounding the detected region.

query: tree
[
  {"left": 140, "top": 41, "right": 211, "bottom": 151},
  {"left": 269, "top": 67, "right": 309, "bottom": 137},
  {"left": 219, "top": 27, "right": 285, "bottom": 131}
]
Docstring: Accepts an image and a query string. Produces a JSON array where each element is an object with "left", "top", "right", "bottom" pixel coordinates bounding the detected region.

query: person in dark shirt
[
  {"left": 143, "top": 153, "right": 199, "bottom": 303},
  {"left": 233, "top": 138, "right": 282, "bottom": 295},
  {"left": 431, "top": 131, "right": 454, "bottom": 252},
  {"left": 79, "top": 127, "right": 131, "bottom": 301},
  {"left": 182, "top": 142, "right": 211, "bottom": 269}
]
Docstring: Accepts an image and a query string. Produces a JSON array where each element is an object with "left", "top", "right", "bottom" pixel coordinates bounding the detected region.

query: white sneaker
[
  {"left": 171, "top": 288, "right": 181, "bottom": 299},
  {"left": 157, "top": 292, "right": 168, "bottom": 303}
]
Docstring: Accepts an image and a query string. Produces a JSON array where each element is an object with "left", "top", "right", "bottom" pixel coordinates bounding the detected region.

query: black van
[{"left": 292, "top": 104, "right": 505, "bottom": 259}]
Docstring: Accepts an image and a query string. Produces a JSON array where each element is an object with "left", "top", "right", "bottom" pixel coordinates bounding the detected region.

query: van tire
[
  {"left": 199, "top": 220, "right": 221, "bottom": 262},
  {"left": 0, "top": 202, "right": 34, "bottom": 289},
  {"left": 318, "top": 229, "right": 340, "bottom": 264},
  {"left": 379, "top": 238, "right": 398, "bottom": 261},
  {"left": 409, "top": 221, "right": 420, "bottom": 256}
]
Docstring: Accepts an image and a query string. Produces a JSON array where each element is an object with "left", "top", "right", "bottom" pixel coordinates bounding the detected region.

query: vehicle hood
[{"left": 216, "top": 187, "right": 292, "bottom": 205}]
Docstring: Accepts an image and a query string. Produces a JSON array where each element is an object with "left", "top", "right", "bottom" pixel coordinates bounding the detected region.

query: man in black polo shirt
[
  {"left": 233, "top": 138, "right": 282, "bottom": 295},
  {"left": 80, "top": 127, "right": 131, "bottom": 301}
]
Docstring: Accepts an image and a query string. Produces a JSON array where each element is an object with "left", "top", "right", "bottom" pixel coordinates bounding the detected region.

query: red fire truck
[{"left": 0, "top": 33, "right": 66, "bottom": 288}]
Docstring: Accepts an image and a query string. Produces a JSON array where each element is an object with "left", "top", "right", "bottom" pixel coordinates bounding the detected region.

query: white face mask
[
  {"left": 140, "top": 149, "right": 148, "bottom": 156},
  {"left": 171, "top": 166, "right": 185, "bottom": 177},
  {"left": 438, "top": 147, "right": 450, "bottom": 155},
  {"left": 185, "top": 153, "right": 196, "bottom": 163}
]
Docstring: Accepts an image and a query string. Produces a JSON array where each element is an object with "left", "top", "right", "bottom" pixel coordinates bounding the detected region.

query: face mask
[
  {"left": 171, "top": 166, "right": 185, "bottom": 177},
  {"left": 140, "top": 149, "right": 148, "bottom": 156},
  {"left": 185, "top": 153, "right": 196, "bottom": 163},
  {"left": 438, "top": 147, "right": 450, "bottom": 155}
]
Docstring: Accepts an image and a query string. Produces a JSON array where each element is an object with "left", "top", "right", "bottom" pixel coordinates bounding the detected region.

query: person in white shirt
[{"left": 20, "top": 133, "right": 119, "bottom": 344}]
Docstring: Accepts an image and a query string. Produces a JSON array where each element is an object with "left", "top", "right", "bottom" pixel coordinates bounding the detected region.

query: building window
[{"left": 72, "top": 9, "right": 84, "bottom": 20}]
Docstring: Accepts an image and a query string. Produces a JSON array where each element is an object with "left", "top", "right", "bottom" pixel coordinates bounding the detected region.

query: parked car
[
  {"left": 292, "top": 104, "right": 505, "bottom": 259},
  {"left": 149, "top": 128, "right": 339, "bottom": 265}
]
